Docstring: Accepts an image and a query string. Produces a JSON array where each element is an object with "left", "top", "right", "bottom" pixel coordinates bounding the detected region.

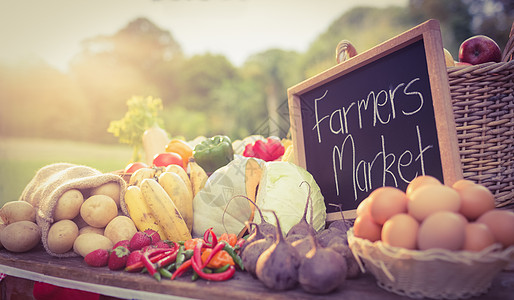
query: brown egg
[
  {"left": 463, "top": 223, "right": 496, "bottom": 252},
  {"left": 455, "top": 183, "right": 495, "bottom": 221},
  {"left": 408, "top": 184, "right": 461, "bottom": 222},
  {"left": 406, "top": 175, "right": 442, "bottom": 198},
  {"left": 353, "top": 214, "right": 382, "bottom": 242},
  {"left": 356, "top": 197, "right": 370, "bottom": 217},
  {"left": 452, "top": 179, "right": 476, "bottom": 191},
  {"left": 417, "top": 211, "right": 467, "bottom": 251},
  {"left": 368, "top": 186, "right": 408, "bottom": 225},
  {"left": 382, "top": 213, "right": 419, "bottom": 249},
  {"left": 477, "top": 209, "right": 514, "bottom": 248}
]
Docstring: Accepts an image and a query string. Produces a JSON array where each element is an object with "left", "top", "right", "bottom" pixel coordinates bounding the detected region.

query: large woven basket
[
  {"left": 447, "top": 27, "right": 514, "bottom": 208},
  {"left": 347, "top": 228, "right": 514, "bottom": 299}
]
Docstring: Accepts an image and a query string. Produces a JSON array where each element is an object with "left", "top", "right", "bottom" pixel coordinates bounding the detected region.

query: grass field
[{"left": 0, "top": 137, "right": 133, "bottom": 206}]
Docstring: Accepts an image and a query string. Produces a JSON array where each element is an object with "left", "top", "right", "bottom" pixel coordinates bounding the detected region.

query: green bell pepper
[{"left": 193, "top": 135, "right": 234, "bottom": 173}]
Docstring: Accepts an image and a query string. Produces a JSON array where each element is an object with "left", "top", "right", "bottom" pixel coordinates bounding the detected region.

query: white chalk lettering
[
  {"left": 331, "top": 125, "right": 433, "bottom": 201},
  {"left": 312, "top": 90, "right": 330, "bottom": 143},
  {"left": 311, "top": 77, "right": 424, "bottom": 140},
  {"left": 332, "top": 134, "right": 355, "bottom": 198},
  {"left": 403, "top": 78, "right": 423, "bottom": 116}
]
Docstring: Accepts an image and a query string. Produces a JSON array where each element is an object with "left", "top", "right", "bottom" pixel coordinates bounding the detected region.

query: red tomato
[
  {"left": 124, "top": 162, "right": 149, "bottom": 173},
  {"left": 153, "top": 152, "right": 183, "bottom": 168}
]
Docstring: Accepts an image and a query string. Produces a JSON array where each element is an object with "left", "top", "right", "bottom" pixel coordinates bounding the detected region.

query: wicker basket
[
  {"left": 347, "top": 228, "right": 514, "bottom": 299},
  {"left": 447, "top": 28, "right": 514, "bottom": 208}
]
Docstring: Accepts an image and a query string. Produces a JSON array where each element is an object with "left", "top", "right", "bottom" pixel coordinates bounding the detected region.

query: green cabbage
[
  {"left": 254, "top": 162, "right": 327, "bottom": 236},
  {"left": 192, "top": 156, "right": 264, "bottom": 237}
]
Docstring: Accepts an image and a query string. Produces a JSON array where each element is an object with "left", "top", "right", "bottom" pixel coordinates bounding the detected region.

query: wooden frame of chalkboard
[{"left": 287, "top": 19, "right": 463, "bottom": 221}]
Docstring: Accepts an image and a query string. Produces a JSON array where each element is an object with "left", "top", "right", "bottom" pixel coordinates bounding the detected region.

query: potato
[
  {"left": 47, "top": 220, "right": 79, "bottom": 254},
  {"left": 54, "top": 189, "right": 84, "bottom": 221},
  {"left": 104, "top": 216, "right": 137, "bottom": 245},
  {"left": 79, "top": 226, "right": 104, "bottom": 236},
  {"left": 80, "top": 195, "right": 118, "bottom": 228},
  {"left": 73, "top": 233, "right": 113, "bottom": 257},
  {"left": 0, "top": 201, "right": 36, "bottom": 224},
  {"left": 0, "top": 221, "right": 41, "bottom": 252},
  {"left": 90, "top": 182, "right": 121, "bottom": 208}
]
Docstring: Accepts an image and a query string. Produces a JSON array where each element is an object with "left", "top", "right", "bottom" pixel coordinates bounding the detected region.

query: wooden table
[{"left": 0, "top": 244, "right": 513, "bottom": 300}]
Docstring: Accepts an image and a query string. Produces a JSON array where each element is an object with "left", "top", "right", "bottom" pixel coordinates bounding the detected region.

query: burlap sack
[{"left": 20, "top": 163, "right": 128, "bottom": 258}]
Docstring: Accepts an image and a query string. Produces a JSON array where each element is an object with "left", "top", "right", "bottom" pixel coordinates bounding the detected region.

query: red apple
[
  {"left": 458, "top": 35, "right": 502, "bottom": 65},
  {"left": 153, "top": 152, "right": 183, "bottom": 168},
  {"left": 124, "top": 162, "right": 148, "bottom": 173}
]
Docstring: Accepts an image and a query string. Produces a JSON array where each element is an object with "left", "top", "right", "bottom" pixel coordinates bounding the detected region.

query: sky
[{"left": 0, "top": 0, "right": 408, "bottom": 72}]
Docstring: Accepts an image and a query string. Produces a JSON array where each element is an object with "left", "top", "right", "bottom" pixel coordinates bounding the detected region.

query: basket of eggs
[{"left": 347, "top": 176, "right": 514, "bottom": 299}]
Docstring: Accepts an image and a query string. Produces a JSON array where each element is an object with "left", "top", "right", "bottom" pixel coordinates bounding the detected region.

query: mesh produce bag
[{"left": 20, "top": 163, "right": 128, "bottom": 257}]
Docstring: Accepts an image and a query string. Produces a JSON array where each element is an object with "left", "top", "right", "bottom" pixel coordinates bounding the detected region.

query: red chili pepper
[
  {"left": 155, "top": 249, "right": 179, "bottom": 269},
  {"left": 203, "top": 227, "right": 217, "bottom": 247},
  {"left": 125, "top": 250, "right": 172, "bottom": 272},
  {"left": 141, "top": 248, "right": 176, "bottom": 279},
  {"left": 201, "top": 241, "right": 226, "bottom": 269},
  {"left": 171, "top": 259, "right": 192, "bottom": 280},
  {"left": 167, "top": 241, "right": 179, "bottom": 251},
  {"left": 146, "top": 247, "right": 176, "bottom": 258},
  {"left": 193, "top": 240, "right": 205, "bottom": 267},
  {"left": 142, "top": 253, "right": 159, "bottom": 279},
  {"left": 191, "top": 253, "right": 236, "bottom": 281}
]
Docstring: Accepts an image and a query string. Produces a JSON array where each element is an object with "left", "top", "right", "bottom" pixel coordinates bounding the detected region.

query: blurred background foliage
[{"left": 1, "top": 0, "right": 512, "bottom": 143}]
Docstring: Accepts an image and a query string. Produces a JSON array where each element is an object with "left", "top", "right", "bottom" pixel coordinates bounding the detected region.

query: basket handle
[{"left": 501, "top": 22, "right": 514, "bottom": 62}]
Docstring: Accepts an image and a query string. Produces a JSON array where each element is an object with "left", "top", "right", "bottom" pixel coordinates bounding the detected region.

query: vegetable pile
[{"left": 85, "top": 227, "right": 245, "bottom": 282}]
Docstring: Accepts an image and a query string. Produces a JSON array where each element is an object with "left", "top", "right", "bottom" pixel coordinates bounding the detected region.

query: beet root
[
  {"left": 255, "top": 210, "right": 301, "bottom": 291},
  {"left": 327, "top": 241, "right": 361, "bottom": 279},
  {"left": 316, "top": 227, "right": 346, "bottom": 248},
  {"left": 291, "top": 236, "right": 314, "bottom": 258},
  {"left": 242, "top": 235, "right": 274, "bottom": 277},
  {"left": 240, "top": 222, "right": 265, "bottom": 256},
  {"left": 255, "top": 242, "right": 301, "bottom": 290},
  {"left": 298, "top": 246, "right": 347, "bottom": 294}
]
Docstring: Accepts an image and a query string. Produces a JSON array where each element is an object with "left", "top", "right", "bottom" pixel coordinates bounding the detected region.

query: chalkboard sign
[{"left": 287, "top": 20, "right": 462, "bottom": 221}]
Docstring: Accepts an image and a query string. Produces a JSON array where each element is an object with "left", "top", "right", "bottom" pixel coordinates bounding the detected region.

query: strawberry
[
  {"left": 84, "top": 249, "right": 109, "bottom": 267},
  {"left": 126, "top": 250, "right": 143, "bottom": 268},
  {"left": 113, "top": 239, "right": 130, "bottom": 249},
  {"left": 153, "top": 240, "right": 170, "bottom": 249},
  {"left": 129, "top": 231, "right": 155, "bottom": 251},
  {"left": 141, "top": 245, "right": 155, "bottom": 253},
  {"left": 144, "top": 229, "right": 161, "bottom": 245},
  {"left": 108, "top": 246, "right": 130, "bottom": 270}
]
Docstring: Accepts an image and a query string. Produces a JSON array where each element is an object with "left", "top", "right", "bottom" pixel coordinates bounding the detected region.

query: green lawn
[{"left": 0, "top": 137, "right": 133, "bottom": 206}]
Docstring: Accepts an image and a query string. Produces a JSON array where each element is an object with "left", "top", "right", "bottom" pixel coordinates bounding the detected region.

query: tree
[
  {"left": 408, "top": 0, "right": 513, "bottom": 55},
  {"left": 464, "top": 0, "right": 513, "bottom": 50},
  {"left": 409, "top": 0, "right": 473, "bottom": 55},
  {"left": 300, "top": 6, "right": 414, "bottom": 78},
  {"left": 69, "top": 17, "right": 183, "bottom": 142},
  {"left": 243, "top": 49, "right": 302, "bottom": 138},
  {"left": 175, "top": 53, "right": 237, "bottom": 111}
]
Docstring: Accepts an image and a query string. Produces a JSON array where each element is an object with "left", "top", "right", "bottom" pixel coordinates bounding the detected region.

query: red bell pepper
[{"left": 243, "top": 137, "right": 285, "bottom": 161}]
